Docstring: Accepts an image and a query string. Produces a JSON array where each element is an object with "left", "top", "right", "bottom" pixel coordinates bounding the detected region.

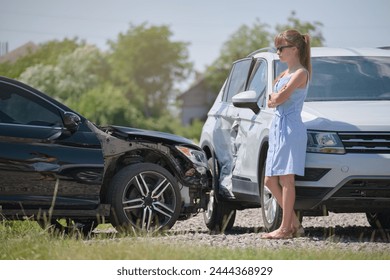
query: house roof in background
[{"left": 0, "top": 42, "right": 39, "bottom": 63}]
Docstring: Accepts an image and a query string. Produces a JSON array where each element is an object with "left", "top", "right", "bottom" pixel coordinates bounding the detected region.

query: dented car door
[{"left": 213, "top": 58, "right": 254, "bottom": 197}]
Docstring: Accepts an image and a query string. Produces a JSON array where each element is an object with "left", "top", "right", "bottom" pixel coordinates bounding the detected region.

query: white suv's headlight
[{"left": 307, "top": 131, "right": 346, "bottom": 154}]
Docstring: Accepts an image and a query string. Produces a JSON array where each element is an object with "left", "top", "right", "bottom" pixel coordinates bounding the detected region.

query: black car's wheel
[
  {"left": 37, "top": 218, "right": 97, "bottom": 236},
  {"left": 260, "top": 161, "right": 282, "bottom": 232},
  {"left": 108, "top": 163, "right": 181, "bottom": 233},
  {"left": 203, "top": 155, "right": 236, "bottom": 233},
  {"left": 366, "top": 212, "right": 390, "bottom": 229}
]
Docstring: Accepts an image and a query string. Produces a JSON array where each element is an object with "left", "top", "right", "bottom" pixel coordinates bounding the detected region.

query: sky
[{"left": 1, "top": 0, "right": 390, "bottom": 72}]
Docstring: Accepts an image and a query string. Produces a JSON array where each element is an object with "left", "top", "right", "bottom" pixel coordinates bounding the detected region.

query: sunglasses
[{"left": 276, "top": 45, "right": 294, "bottom": 52}]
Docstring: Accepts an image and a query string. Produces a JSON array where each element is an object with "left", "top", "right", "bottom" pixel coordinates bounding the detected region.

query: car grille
[{"left": 339, "top": 132, "right": 390, "bottom": 153}]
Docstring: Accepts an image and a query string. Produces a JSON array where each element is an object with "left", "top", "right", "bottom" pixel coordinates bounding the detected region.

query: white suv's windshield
[{"left": 276, "top": 56, "right": 390, "bottom": 101}]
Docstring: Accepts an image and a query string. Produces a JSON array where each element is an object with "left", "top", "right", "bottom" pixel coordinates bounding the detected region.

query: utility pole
[{"left": 0, "top": 42, "right": 9, "bottom": 56}]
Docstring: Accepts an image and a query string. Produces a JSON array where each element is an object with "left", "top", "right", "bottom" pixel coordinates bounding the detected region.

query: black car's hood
[{"left": 108, "top": 125, "right": 195, "bottom": 146}]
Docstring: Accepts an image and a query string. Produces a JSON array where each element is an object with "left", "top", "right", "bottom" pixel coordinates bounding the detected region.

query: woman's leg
[
  {"left": 262, "top": 174, "right": 299, "bottom": 239},
  {"left": 264, "top": 176, "right": 282, "bottom": 203},
  {"left": 264, "top": 175, "right": 301, "bottom": 231},
  {"left": 278, "top": 174, "right": 296, "bottom": 231},
  {"left": 279, "top": 175, "right": 303, "bottom": 234}
]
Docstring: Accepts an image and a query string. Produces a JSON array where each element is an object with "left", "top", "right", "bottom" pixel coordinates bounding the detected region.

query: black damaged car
[{"left": 0, "top": 76, "right": 210, "bottom": 234}]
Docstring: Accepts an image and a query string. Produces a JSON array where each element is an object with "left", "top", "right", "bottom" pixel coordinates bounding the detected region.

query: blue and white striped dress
[{"left": 265, "top": 74, "right": 308, "bottom": 176}]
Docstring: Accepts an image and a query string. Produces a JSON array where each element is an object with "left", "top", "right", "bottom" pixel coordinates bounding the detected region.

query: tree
[
  {"left": 75, "top": 83, "right": 139, "bottom": 126},
  {"left": 108, "top": 23, "right": 193, "bottom": 118},
  {"left": 6, "top": 24, "right": 195, "bottom": 129},
  {"left": 19, "top": 45, "right": 107, "bottom": 104}
]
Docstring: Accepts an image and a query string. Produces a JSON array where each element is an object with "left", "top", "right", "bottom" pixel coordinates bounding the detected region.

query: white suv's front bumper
[{"left": 295, "top": 153, "right": 390, "bottom": 212}]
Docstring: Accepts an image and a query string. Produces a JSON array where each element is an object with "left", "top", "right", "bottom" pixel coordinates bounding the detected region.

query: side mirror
[
  {"left": 63, "top": 112, "right": 81, "bottom": 132},
  {"left": 232, "top": 90, "right": 261, "bottom": 114}
]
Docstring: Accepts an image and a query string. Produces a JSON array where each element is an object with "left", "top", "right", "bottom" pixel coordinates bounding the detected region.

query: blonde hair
[{"left": 275, "top": 29, "right": 312, "bottom": 79}]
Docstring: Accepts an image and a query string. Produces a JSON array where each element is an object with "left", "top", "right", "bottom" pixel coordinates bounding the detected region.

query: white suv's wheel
[{"left": 261, "top": 185, "right": 282, "bottom": 231}]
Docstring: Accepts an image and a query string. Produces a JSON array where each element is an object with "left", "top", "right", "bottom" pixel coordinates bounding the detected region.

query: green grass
[{"left": 1, "top": 220, "right": 390, "bottom": 260}]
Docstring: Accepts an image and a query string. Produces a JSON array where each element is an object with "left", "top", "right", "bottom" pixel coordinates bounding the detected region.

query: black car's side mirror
[
  {"left": 232, "top": 90, "right": 261, "bottom": 114},
  {"left": 63, "top": 112, "right": 81, "bottom": 132}
]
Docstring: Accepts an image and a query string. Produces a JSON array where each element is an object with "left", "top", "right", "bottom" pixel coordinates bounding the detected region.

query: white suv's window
[
  {"left": 308, "top": 56, "right": 390, "bottom": 101},
  {"left": 247, "top": 59, "right": 268, "bottom": 108},
  {"left": 224, "top": 58, "right": 253, "bottom": 102}
]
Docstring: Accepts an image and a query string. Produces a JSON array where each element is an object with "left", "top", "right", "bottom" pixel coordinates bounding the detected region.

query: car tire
[
  {"left": 203, "top": 155, "right": 236, "bottom": 233},
  {"left": 108, "top": 163, "right": 181, "bottom": 233},
  {"left": 260, "top": 161, "right": 283, "bottom": 232},
  {"left": 366, "top": 212, "right": 390, "bottom": 229}
]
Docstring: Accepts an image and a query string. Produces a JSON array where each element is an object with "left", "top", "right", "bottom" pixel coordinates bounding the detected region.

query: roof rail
[{"left": 247, "top": 47, "right": 276, "bottom": 57}]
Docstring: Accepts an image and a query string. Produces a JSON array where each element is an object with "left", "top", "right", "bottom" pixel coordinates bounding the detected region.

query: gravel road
[{"left": 153, "top": 209, "right": 390, "bottom": 253}]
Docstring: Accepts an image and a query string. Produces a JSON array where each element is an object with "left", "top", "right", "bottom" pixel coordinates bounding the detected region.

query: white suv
[{"left": 200, "top": 47, "right": 390, "bottom": 232}]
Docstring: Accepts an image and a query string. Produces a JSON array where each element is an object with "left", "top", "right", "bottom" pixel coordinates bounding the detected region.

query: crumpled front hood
[
  {"left": 109, "top": 125, "right": 195, "bottom": 146},
  {"left": 302, "top": 101, "right": 390, "bottom": 131}
]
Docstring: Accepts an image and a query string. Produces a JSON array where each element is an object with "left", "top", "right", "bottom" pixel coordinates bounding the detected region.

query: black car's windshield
[{"left": 276, "top": 56, "right": 390, "bottom": 101}]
